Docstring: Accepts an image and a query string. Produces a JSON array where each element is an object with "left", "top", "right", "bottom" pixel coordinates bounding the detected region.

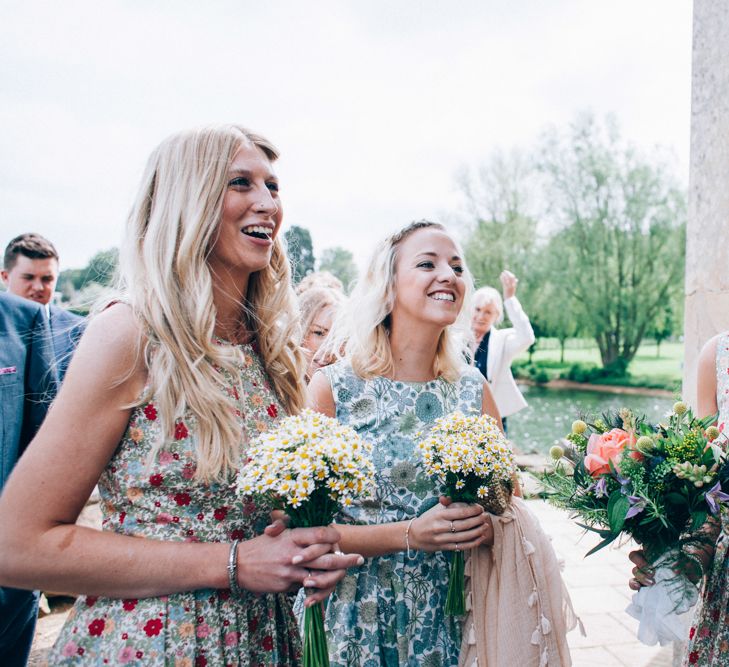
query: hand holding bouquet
[
  {"left": 418, "top": 411, "right": 516, "bottom": 615},
  {"left": 543, "top": 404, "right": 728, "bottom": 645},
  {"left": 238, "top": 408, "right": 376, "bottom": 667}
]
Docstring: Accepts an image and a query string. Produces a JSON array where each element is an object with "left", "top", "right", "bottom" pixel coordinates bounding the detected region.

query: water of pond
[{"left": 508, "top": 384, "right": 675, "bottom": 455}]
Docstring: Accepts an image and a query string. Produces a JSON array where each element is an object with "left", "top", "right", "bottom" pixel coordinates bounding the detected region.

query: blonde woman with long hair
[
  {"left": 297, "top": 284, "right": 346, "bottom": 381},
  {"left": 307, "top": 220, "right": 496, "bottom": 666},
  {"left": 0, "top": 125, "right": 361, "bottom": 665}
]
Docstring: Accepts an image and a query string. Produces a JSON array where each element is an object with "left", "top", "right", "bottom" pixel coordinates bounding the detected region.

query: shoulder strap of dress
[{"left": 319, "top": 359, "right": 349, "bottom": 389}]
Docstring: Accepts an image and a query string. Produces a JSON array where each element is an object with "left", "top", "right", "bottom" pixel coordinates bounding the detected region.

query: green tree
[
  {"left": 318, "top": 246, "right": 358, "bottom": 292},
  {"left": 58, "top": 248, "right": 119, "bottom": 298},
  {"left": 284, "top": 225, "right": 315, "bottom": 284},
  {"left": 530, "top": 236, "right": 583, "bottom": 363},
  {"left": 648, "top": 303, "right": 677, "bottom": 358},
  {"left": 458, "top": 150, "right": 539, "bottom": 304},
  {"left": 538, "top": 113, "right": 686, "bottom": 368}
]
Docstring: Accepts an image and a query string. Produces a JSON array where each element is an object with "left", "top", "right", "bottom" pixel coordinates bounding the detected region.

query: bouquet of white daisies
[{"left": 238, "top": 408, "right": 376, "bottom": 666}]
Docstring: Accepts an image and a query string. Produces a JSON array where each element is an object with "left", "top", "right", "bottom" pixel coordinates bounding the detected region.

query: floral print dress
[
  {"left": 49, "top": 341, "right": 301, "bottom": 667},
  {"left": 320, "top": 360, "right": 484, "bottom": 667},
  {"left": 685, "top": 332, "right": 729, "bottom": 665}
]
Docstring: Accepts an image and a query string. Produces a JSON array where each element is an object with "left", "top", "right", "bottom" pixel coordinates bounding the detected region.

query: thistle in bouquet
[
  {"left": 238, "top": 409, "right": 376, "bottom": 667},
  {"left": 418, "top": 411, "right": 515, "bottom": 615},
  {"left": 543, "top": 403, "right": 729, "bottom": 645}
]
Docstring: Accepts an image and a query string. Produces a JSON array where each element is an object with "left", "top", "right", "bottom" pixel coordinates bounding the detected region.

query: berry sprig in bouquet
[
  {"left": 418, "top": 411, "right": 515, "bottom": 615},
  {"left": 543, "top": 403, "right": 728, "bottom": 645},
  {"left": 238, "top": 408, "right": 376, "bottom": 667}
]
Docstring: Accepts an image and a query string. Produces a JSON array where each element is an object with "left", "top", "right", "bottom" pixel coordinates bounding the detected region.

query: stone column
[{"left": 682, "top": 0, "right": 729, "bottom": 407}]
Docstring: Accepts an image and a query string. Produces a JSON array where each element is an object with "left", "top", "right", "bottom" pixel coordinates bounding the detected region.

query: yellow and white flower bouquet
[
  {"left": 238, "top": 408, "right": 375, "bottom": 667},
  {"left": 418, "top": 411, "right": 516, "bottom": 615}
]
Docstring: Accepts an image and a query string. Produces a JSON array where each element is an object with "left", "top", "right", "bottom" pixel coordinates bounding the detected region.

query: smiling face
[
  {"left": 471, "top": 294, "right": 500, "bottom": 337},
  {"left": 390, "top": 227, "right": 466, "bottom": 330},
  {"left": 207, "top": 141, "right": 283, "bottom": 281},
  {"left": 1, "top": 255, "right": 59, "bottom": 305}
]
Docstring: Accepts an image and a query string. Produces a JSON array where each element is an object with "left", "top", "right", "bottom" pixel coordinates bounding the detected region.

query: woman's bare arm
[
  {"left": 0, "top": 305, "right": 360, "bottom": 599},
  {"left": 697, "top": 334, "right": 720, "bottom": 419}
]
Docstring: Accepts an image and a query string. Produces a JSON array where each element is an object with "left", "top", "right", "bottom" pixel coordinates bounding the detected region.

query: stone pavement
[
  {"left": 528, "top": 498, "right": 674, "bottom": 667},
  {"left": 31, "top": 498, "right": 677, "bottom": 666}
]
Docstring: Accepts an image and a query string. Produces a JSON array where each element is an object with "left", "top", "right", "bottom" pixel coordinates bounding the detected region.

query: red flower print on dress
[
  {"left": 689, "top": 651, "right": 699, "bottom": 664},
  {"left": 84, "top": 596, "right": 97, "bottom": 607},
  {"left": 143, "top": 403, "right": 157, "bottom": 421},
  {"left": 88, "top": 618, "right": 105, "bottom": 636},
  {"left": 689, "top": 626, "right": 696, "bottom": 639},
  {"left": 174, "top": 492, "right": 191, "bottom": 506},
  {"left": 174, "top": 421, "right": 189, "bottom": 440},
  {"left": 214, "top": 506, "right": 228, "bottom": 521},
  {"left": 267, "top": 403, "right": 278, "bottom": 419},
  {"left": 143, "top": 618, "right": 163, "bottom": 636},
  {"left": 262, "top": 635, "right": 274, "bottom": 651},
  {"left": 195, "top": 656, "right": 208, "bottom": 667},
  {"left": 122, "top": 599, "right": 137, "bottom": 611},
  {"left": 230, "top": 529, "right": 244, "bottom": 540},
  {"left": 248, "top": 617, "right": 258, "bottom": 633}
]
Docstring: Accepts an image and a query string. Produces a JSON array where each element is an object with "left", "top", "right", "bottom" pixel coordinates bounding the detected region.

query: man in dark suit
[
  {"left": 1, "top": 233, "right": 85, "bottom": 381},
  {"left": 0, "top": 291, "right": 57, "bottom": 666}
]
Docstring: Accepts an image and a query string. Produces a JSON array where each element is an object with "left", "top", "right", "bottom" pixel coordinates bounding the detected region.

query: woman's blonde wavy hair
[
  {"left": 322, "top": 220, "right": 473, "bottom": 382},
  {"left": 111, "top": 124, "right": 306, "bottom": 482}
]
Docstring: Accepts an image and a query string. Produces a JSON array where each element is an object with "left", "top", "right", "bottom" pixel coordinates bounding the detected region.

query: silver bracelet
[
  {"left": 228, "top": 539, "right": 243, "bottom": 597},
  {"left": 683, "top": 551, "right": 706, "bottom": 578},
  {"left": 404, "top": 517, "right": 417, "bottom": 559}
]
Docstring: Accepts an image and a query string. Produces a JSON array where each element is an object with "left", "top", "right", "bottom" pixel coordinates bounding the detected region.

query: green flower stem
[
  {"left": 286, "top": 492, "right": 337, "bottom": 666},
  {"left": 302, "top": 601, "right": 330, "bottom": 667},
  {"left": 445, "top": 550, "right": 466, "bottom": 616}
]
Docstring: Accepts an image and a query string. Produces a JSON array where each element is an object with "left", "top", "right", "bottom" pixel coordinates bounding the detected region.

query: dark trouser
[
  {"left": 501, "top": 416, "right": 508, "bottom": 434},
  {"left": 0, "top": 587, "right": 39, "bottom": 667}
]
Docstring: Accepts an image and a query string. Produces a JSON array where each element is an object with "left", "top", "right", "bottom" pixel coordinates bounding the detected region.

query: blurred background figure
[
  {"left": 297, "top": 284, "right": 345, "bottom": 381},
  {"left": 471, "top": 270, "right": 534, "bottom": 433},
  {"left": 2, "top": 233, "right": 85, "bottom": 382},
  {"left": 0, "top": 291, "right": 56, "bottom": 666},
  {"left": 295, "top": 269, "right": 344, "bottom": 295}
]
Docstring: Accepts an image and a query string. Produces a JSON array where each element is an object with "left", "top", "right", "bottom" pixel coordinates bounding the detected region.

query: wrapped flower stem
[{"left": 445, "top": 549, "right": 466, "bottom": 615}]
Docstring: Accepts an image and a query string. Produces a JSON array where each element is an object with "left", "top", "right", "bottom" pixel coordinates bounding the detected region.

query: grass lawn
[{"left": 514, "top": 339, "right": 683, "bottom": 389}]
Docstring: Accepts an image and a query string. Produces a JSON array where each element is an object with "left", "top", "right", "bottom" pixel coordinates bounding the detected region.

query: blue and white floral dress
[{"left": 319, "top": 360, "right": 484, "bottom": 667}]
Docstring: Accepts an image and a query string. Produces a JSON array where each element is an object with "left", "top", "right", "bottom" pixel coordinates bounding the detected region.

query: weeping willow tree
[{"left": 538, "top": 113, "right": 686, "bottom": 369}]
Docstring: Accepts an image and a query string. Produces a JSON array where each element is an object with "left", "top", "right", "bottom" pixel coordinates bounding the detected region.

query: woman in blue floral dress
[
  {"left": 0, "top": 125, "right": 361, "bottom": 666},
  {"left": 308, "top": 221, "right": 502, "bottom": 666}
]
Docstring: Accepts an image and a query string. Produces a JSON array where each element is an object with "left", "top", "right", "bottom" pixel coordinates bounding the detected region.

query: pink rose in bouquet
[{"left": 584, "top": 428, "right": 637, "bottom": 477}]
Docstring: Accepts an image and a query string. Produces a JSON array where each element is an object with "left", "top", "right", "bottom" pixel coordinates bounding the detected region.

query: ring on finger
[
  {"left": 450, "top": 521, "right": 456, "bottom": 534},
  {"left": 454, "top": 543, "right": 460, "bottom": 552}
]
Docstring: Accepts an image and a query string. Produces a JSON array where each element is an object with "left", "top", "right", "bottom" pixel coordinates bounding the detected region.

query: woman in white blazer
[{"left": 471, "top": 270, "right": 534, "bottom": 432}]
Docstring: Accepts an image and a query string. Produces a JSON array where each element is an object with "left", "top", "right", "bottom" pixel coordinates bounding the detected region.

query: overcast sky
[{"left": 0, "top": 0, "right": 692, "bottom": 271}]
